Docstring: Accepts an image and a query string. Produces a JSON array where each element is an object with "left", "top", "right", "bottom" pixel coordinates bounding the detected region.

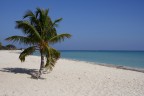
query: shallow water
[{"left": 34, "top": 50, "right": 144, "bottom": 69}]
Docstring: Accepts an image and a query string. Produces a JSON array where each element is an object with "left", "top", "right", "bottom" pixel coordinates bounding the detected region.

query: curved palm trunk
[{"left": 39, "top": 50, "right": 45, "bottom": 77}]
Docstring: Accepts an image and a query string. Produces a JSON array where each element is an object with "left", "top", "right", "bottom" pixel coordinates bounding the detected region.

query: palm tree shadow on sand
[{"left": 0, "top": 67, "right": 46, "bottom": 80}]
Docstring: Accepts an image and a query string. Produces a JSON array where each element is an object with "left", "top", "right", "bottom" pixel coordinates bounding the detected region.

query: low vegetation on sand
[{"left": 0, "top": 42, "right": 17, "bottom": 50}]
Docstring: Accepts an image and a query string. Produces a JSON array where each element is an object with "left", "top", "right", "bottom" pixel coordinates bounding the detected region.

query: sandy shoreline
[{"left": 0, "top": 50, "right": 144, "bottom": 96}]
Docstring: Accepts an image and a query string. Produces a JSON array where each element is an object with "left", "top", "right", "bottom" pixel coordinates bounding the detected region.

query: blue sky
[{"left": 0, "top": 0, "right": 144, "bottom": 50}]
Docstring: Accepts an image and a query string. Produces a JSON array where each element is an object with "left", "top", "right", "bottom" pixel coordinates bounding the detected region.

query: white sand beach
[{"left": 0, "top": 50, "right": 144, "bottom": 96}]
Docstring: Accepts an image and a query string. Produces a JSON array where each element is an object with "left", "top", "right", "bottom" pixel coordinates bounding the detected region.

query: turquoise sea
[{"left": 34, "top": 50, "right": 144, "bottom": 69}]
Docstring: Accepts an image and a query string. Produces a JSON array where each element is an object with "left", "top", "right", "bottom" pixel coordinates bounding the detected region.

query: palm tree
[{"left": 6, "top": 8, "right": 71, "bottom": 78}]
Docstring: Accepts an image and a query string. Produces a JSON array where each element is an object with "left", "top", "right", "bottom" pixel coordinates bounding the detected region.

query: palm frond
[
  {"left": 5, "top": 36, "right": 35, "bottom": 45},
  {"left": 23, "top": 10, "right": 34, "bottom": 19},
  {"left": 19, "top": 46, "right": 36, "bottom": 62},
  {"left": 53, "top": 18, "right": 62, "bottom": 26},
  {"left": 36, "top": 7, "right": 43, "bottom": 18},
  {"left": 45, "top": 57, "right": 57, "bottom": 71},
  {"left": 23, "top": 10, "right": 39, "bottom": 26},
  {"left": 16, "top": 21, "right": 42, "bottom": 41},
  {"left": 44, "top": 17, "right": 60, "bottom": 36},
  {"left": 36, "top": 8, "right": 46, "bottom": 25},
  {"left": 44, "top": 9, "right": 49, "bottom": 17},
  {"left": 45, "top": 46, "right": 60, "bottom": 71},
  {"left": 49, "top": 33, "right": 72, "bottom": 44},
  {"left": 49, "top": 47, "right": 60, "bottom": 59}
]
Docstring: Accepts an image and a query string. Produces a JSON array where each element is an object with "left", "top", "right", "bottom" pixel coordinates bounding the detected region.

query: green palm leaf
[
  {"left": 49, "top": 33, "right": 72, "bottom": 44},
  {"left": 52, "top": 18, "right": 63, "bottom": 27},
  {"left": 19, "top": 46, "right": 36, "bottom": 62},
  {"left": 46, "top": 18, "right": 62, "bottom": 35},
  {"left": 16, "top": 21, "right": 41, "bottom": 41},
  {"left": 45, "top": 46, "right": 60, "bottom": 71},
  {"left": 5, "top": 36, "right": 35, "bottom": 45},
  {"left": 23, "top": 10, "right": 39, "bottom": 26},
  {"left": 23, "top": 10, "right": 35, "bottom": 18}
]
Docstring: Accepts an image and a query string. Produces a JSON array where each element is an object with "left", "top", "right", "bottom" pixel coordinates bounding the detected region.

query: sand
[{"left": 0, "top": 50, "right": 144, "bottom": 96}]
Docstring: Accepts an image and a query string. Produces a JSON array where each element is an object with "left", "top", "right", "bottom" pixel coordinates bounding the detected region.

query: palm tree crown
[{"left": 6, "top": 8, "right": 71, "bottom": 77}]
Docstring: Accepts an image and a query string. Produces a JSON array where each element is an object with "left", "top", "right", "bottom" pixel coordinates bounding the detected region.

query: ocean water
[{"left": 34, "top": 50, "right": 144, "bottom": 69}]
